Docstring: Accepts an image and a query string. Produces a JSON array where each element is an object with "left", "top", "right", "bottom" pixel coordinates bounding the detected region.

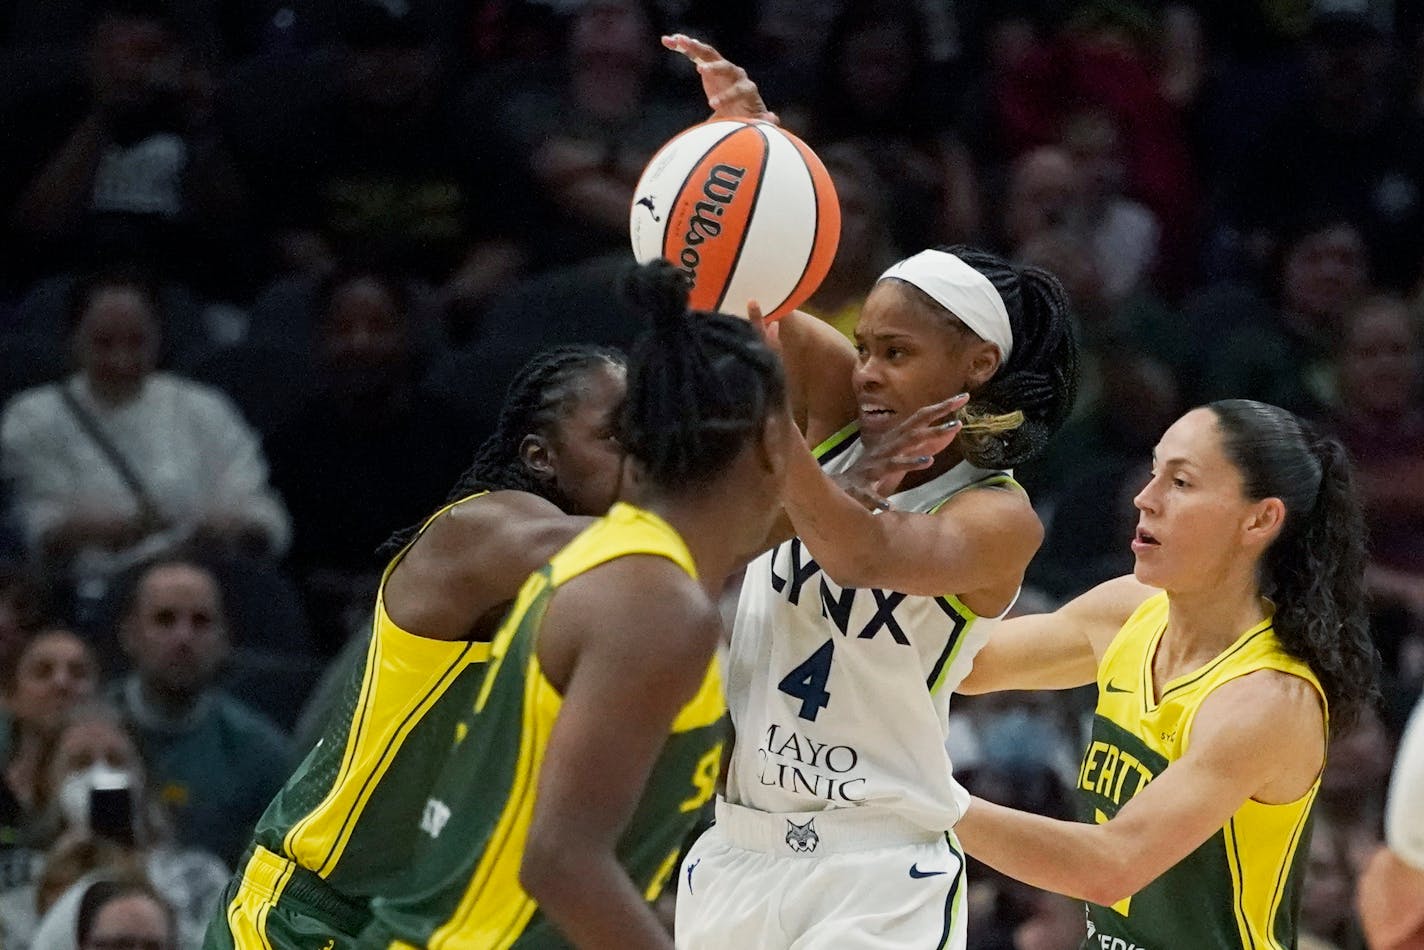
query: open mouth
[
  {"left": 859, "top": 405, "right": 895, "bottom": 420},
  {"left": 1134, "top": 527, "right": 1159, "bottom": 546}
]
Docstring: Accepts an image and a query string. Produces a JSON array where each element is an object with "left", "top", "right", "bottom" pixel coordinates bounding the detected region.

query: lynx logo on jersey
[
  {"left": 420, "top": 798, "right": 452, "bottom": 838},
  {"left": 785, "top": 818, "right": 819, "bottom": 853},
  {"left": 768, "top": 539, "right": 912, "bottom": 644}
]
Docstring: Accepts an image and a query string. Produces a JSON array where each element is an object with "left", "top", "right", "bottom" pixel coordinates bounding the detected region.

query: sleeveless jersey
[
  {"left": 1079, "top": 593, "right": 1326, "bottom": 950},
  {"left": 364, "top": 502, "right": 727, "bottom": 950},
  {"left": 249, "top": 493, "right": 494, "bottom": 897},
  {"left": 724, "top": 424, "right": 1016, "bottom": 831}
]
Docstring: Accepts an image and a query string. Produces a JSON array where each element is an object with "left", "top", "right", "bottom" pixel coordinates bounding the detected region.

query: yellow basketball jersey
[
  {"left": 366, "top": 502, "right": 726, "bottom": 949},
  {"left": 252, "top": 493, "right": 493, "bottom": 894},
  {"left": 1078, "top": 592, "right": 1326, "bottom": 950}
]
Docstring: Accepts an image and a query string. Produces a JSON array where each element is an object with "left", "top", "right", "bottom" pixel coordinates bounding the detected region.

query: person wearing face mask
[
  {"left": 21, "top": 703, "right": 227, "bottom": 950},
  {"left": 4, "top": 701, "right": 226, "bottom": 950}
]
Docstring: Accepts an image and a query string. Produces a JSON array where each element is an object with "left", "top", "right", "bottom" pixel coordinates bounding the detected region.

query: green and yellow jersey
[
  {"left": 362, "top": 502, "right": 726, "bottom": 950},
  {"left": 212, "top": 493, "right": 496, "bottom": 948},
  {"left": 1078, "top": 593, "right": 1326, "bottom": 950}
]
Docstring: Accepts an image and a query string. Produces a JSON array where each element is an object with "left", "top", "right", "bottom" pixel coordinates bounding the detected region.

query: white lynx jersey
[{"left": 724, "top": 425, "right": 1020, "bottom": 831}]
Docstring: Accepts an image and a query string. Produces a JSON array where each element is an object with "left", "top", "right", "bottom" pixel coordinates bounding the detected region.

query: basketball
[{"left": 629, "top": 119, "right": 841, "bottom": 321}]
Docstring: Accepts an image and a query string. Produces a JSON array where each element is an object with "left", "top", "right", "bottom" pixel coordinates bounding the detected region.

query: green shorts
[{"left": 202, "top": 845, "right": 372, "bottom": 950}]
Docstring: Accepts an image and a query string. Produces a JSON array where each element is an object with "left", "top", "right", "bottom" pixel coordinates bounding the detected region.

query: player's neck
[{"left": 1159, "top": 571, "right": 1271, "bottom": 671}]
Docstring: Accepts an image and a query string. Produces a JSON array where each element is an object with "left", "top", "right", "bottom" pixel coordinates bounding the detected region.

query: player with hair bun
[{"left": 357, "top": 259, "right": 796, "bottom": 950}]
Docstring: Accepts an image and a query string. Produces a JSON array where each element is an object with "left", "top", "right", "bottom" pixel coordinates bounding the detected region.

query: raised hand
[
  {"left": 836, "top": 395, "right": 969, "bottom": 510},
  {"left": 661, "top": 33, "right": 778, "bottom": 125}
]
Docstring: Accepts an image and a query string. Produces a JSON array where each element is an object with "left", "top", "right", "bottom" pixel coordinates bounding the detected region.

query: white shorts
[{"left": 675, "top": 799, "right": 967, "bottom": 950}]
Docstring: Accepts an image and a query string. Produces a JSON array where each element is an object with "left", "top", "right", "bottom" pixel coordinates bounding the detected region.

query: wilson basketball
[{"left": 629, "top": 119, "right": 841, "bottom": 321}]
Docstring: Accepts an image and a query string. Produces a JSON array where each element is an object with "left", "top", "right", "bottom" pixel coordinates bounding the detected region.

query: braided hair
[
  {"left": 379, "top": 345, "right": 625, "bottom": 556},
  {"left": 619, "top": 260, "right": 786, "bottom": 490},
  {"left": 1209, "top": 399, "right": 1377, "bottom": 733},
  {"left": 925, "top": 245, "right": 1080, "bottom": 469}
]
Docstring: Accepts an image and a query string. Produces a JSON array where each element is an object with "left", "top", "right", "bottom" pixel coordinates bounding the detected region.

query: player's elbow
[
  {"left": 520, "top": 829, "right": 580, "bottom": 905},
  {"left": 1080, "top": 859, "right": 1150, "bottom": 907}
]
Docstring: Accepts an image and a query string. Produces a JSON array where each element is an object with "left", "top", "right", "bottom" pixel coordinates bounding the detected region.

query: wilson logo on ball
[
  {"left": 631, "top": 119, "right": 840, "bottom": 321},
  {"left": 676, "top": 163, "right": 747, "bottom": 288}
]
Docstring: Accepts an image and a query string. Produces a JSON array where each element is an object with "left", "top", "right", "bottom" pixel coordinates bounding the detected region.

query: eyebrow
[
  {"left": 1150, "top": 451, "right": 1197, "bottom": 468},
  {"left": 854, "top": 331, "right": 917, "bottom": 345}
]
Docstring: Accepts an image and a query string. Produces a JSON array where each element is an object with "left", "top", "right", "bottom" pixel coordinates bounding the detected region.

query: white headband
[{"left": 878, "top": 250, "right": 1014, "bottom": 362}]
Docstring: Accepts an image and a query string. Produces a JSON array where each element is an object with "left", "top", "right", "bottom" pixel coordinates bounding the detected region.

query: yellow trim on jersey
[
  {"left": 285, "top": 622, "right": 488, "bottom": 874},
  {"left": 812, "top": 421, "right": 859, "bottom": 459},
  {"left": 670, "top": 659, "right": 724, "bottom": 733},
  {"left": 281, "top": 492, "right": 493, "bottom": 873},
  {"left": 429, "top": 660, "right": 562, "bottom": 950},
  {"left": 928, "top": 595, "right": 977, "bottom": 694},
  {"left": 226, "top": 845, "right": 298, "bottom": 950}
]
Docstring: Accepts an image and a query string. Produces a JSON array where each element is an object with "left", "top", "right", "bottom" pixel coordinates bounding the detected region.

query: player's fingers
[
  {"left": 663, "top": 33, "right": 723, "bottom": 64},
  {"left": 747, "top": 300, "right": 767, "bottom": 337},
  {"left": 899, "top": 394, "right": 969, "bottom": 430}
]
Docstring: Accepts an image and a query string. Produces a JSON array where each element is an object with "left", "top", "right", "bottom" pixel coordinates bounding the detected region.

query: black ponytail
[
  {"left": 620, "top": 260, "right": 786, "bottom": 489},
  {"left": 1210, "top": 399, "right": 1378, "bottom": 733},
  {"left": 932, "top": 245, "right": 1079, "bottom": 468},
  {"left": 378, "top": 344, "right": 625, "bottom": 557}
]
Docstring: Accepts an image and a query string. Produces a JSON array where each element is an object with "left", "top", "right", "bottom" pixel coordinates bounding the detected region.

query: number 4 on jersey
[{"left": 778, "top": 640, "right": 834, "bottom": 721}]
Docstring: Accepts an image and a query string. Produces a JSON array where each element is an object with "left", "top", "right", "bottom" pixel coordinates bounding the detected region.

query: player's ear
[
  {"left": 520, "top": 434, "right": 555, "bottom": 481},
  {"left": 755, "top": 406, "right": 792, "bottom": 479}
]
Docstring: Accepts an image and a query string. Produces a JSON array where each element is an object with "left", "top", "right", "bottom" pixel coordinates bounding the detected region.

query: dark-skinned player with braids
[
  {"left": 658, "top": 35, "right": 1080, "bottom": 950},
  {"left": 205, "top": 344, "right": 629, "bottom": 950},
  {"left": 353, "top": 260, "right": 798, "bottom": 950}
]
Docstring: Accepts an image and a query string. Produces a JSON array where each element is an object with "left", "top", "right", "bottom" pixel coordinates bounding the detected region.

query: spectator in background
[
  {"left": 1326, "top": 295, "right": 1424, "bottom": 717},
  {"left": 983, "top": 2, "right": 1198, "bottom": 285},
  {"left": 73, "top": 877, "right": 177, "bottom": 950},
  {"left": 5, "top": 701, "right": 227, "bottom": 950},
  {"left": 110, "top": 558, "right": 289, "bottom": 866},
  {"left": 0, "top": 272, "right": 290, "bottom": 615},
  {"left": 6, "top": 0, "right": 250, "bottom": 297},
  {"left": 2, "top": 628, "right": 99, "bottom": 886},
  {"left": 1194, "top": 213, "right": 1371, "bottom": 413},
  {"left": 0, "top": 566, "right": 52, "bottom": 755},
  {"left": 1061, "top": 110, "right": 1160, "bottom": 307},
  {"left": 1227, "top": 9, "right": 1424, "bottom": 292},
  {"left": 265, "top": 267, "right": 475, "bottom": 652},
  {"left": 811, "top": 0, "right": 980, "bottom": 250},
  {"left": 221, "top": 0, "right": 516, "bottom": 320},
  {"left": 461, "top": 0, "right": 700, "bottom": 279}
]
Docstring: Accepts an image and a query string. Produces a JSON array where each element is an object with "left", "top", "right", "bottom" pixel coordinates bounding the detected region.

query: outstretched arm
[
  {"left": 956, "top": 670, "right": 1326, "bottom": 906},
  {"left": 957, "top": 575, "right": 1155, "bottom": 694},
  {"left": 522, "top": 559, "right": 721, "bottom": 950}
]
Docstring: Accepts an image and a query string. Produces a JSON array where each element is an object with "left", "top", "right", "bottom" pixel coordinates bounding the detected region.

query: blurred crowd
[{"left": 0, "top": 0, "right": 1421, "bottom": 948}]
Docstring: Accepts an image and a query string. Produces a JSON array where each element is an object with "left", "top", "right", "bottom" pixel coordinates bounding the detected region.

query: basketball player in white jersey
[
  {"left": 670, "top": 251, "right": 1076, "bottom": 950},
  {"left": 1359, "top": 696, "right": 1424, "bottom": 948},
  {"left": 658, "top": 38, "right": 1078, "bottom": 948}
]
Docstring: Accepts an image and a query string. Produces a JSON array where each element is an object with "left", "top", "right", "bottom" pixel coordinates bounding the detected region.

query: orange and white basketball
[{"left": 629, "top": 119, "right": 841, "bottom": 321}]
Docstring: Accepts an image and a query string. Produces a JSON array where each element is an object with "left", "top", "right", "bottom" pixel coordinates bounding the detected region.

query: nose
[
  {"left": 1132, "top": 477, "right": 1157, "bottom": 514},
  {"left": 852, "top": 355, "right": 883, "bottom": 392}
]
